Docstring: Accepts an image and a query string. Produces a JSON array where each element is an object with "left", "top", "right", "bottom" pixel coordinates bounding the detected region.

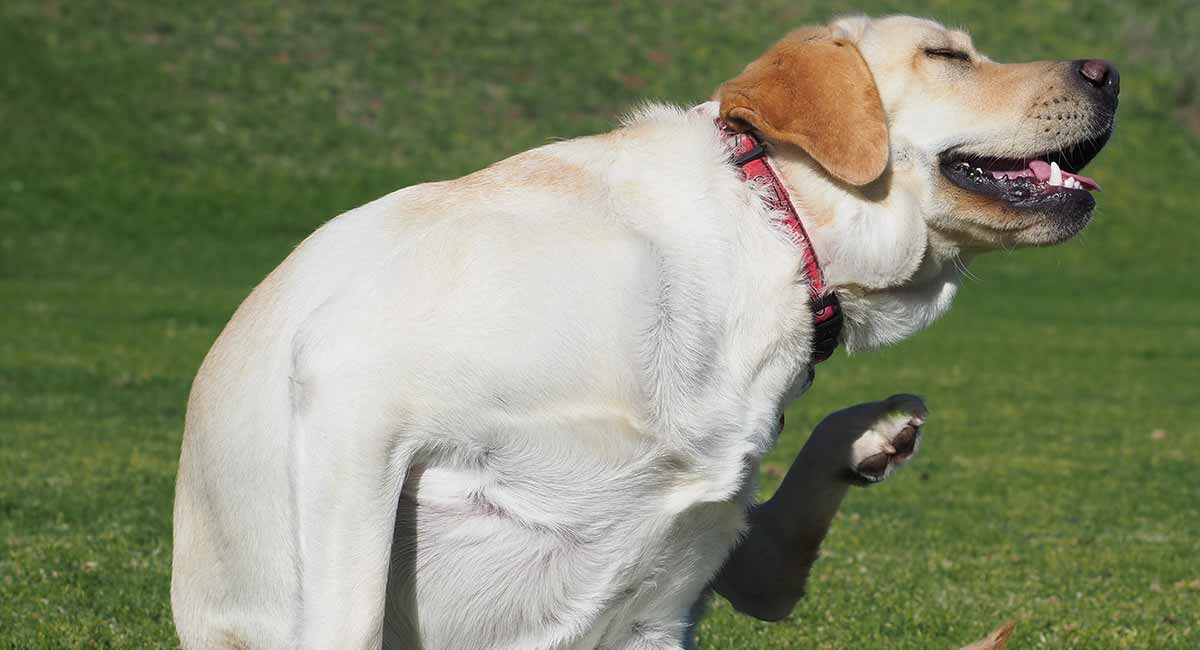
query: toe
[
  {"left": 856, "top": 452, "right": 890, "bottom": 479},
  {"left": 892, "top": 424, "right": 918, "bottom": 456}
]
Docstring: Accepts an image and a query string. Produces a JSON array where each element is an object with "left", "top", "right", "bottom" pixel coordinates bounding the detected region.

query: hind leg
[{"left": 289, "top": 373, "right": 416, "bottom": 648}]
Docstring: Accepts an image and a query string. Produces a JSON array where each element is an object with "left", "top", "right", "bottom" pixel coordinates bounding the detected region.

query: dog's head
[{"left": 718, "top": 15, "right": 1118, "bottom": 252}]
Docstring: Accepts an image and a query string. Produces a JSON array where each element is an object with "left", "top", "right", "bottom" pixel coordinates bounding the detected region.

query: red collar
[{"left": 716, "top": 120, "right": 843, "bottom": 364}]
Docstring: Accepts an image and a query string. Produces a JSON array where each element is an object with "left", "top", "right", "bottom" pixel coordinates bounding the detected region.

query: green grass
[{"left": 2, "top": 1, "right": 1198, "bottom": 647}]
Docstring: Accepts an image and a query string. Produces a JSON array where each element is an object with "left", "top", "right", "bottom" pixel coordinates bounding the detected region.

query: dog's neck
[
  {"left": 768, "top": 146, "right": 968, "bottom": 352},
  {"left": 717, "top": 120, "right": 845, "bottom": 363},
  {"left": 692, "top": 100, "right": 965, "bottom": 353}
]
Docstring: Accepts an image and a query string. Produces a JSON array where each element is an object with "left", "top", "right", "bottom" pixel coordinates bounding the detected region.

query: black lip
[
  {"left": 939, "top": 159, "right": 1096, "bottom": 212},
  {"left": 937, "top": 119, "right": 1113, "bottom": 211},
  {"left": 939, "top": 124, "right": 1112, "bottom": 176}
]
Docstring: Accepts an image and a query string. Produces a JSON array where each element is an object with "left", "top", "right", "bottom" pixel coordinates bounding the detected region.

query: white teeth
[{"left": 1049, "top": 161, "right": 1063, "bottom": 187}]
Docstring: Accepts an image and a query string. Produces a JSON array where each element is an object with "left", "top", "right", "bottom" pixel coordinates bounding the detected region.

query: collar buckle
[{"left": 732, "top": 142, "right": 767, "bottom": 166}]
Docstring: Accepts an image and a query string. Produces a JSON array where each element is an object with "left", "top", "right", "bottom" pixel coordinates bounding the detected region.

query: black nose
[{"left": 1077, "top": 59, "right": 1120, "bottom": 99}]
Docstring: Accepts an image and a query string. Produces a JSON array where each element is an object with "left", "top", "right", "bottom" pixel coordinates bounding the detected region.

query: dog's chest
[
  {"left": 393, "top": 266, "right": 813, "bottom": 647},
  {"left": 400, "top": 443, "right": 753, "bottom": 648}
]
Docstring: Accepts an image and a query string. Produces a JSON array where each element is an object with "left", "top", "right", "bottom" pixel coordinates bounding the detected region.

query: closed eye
[{"left": 924, "top": 47, "right": 972, "bottom": 63}]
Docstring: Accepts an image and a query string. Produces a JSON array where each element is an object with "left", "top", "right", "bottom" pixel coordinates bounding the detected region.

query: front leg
[{"left": 713, "top": 394, "right": 927, "bottom": 620}]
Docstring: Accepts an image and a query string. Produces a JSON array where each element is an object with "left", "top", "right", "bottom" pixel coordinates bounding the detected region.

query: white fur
[
  {"left": 171, "top": 15, "right": 1103, "bottom": 649},
  {"left": 173, "top": 103, "right": 829, "bottom": 649}
]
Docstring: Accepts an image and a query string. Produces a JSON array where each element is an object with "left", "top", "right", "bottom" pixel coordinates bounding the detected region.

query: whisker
[{"left": 954, "top": 254, "right": 982, "bottom": 283}]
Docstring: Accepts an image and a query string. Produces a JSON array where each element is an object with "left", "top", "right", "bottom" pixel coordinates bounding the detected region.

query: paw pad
[
  {"left": 891, "top": 424, "right": 918, "bottom": 456},
  {"left": 846, "top": 399, "right": 926, "bottom": 486}
]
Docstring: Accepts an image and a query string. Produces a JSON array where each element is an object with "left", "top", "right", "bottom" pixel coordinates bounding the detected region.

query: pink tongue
[
  {"left": 1028, "top": 160, "right": 1052, "bottom": 181},
  {"left": 1027, "top": 160, "right": 1101, "bottom": 190}
]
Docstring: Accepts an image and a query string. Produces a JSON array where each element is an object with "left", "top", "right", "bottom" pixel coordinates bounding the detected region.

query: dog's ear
[{"left": 717, "top": 27, "right": 889, "bottom": 186}]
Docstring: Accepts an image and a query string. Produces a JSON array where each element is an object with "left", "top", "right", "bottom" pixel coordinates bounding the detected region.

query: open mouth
[{"left": 939, "top": 136, "right": 1109, "bottom": 210}]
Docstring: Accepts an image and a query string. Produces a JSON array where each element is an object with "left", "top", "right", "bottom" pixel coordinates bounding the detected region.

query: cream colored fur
[{"left": 172, "top": 15, "right": 1108, "bottom": 650}]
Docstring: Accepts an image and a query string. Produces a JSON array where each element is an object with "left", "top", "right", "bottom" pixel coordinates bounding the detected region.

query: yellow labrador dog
[{"left": 171, "top": 14, "right": 1118, "bottom": 650}]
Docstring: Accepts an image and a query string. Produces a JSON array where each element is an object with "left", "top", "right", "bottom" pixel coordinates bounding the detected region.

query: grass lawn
[{"left": 2, "top": 1, "right": 1198, "bottom": 647}]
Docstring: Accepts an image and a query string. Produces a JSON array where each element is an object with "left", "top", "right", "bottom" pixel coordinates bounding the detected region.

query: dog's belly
[{"left": 381, "top": 453, "right": 746, "bottom": 650}]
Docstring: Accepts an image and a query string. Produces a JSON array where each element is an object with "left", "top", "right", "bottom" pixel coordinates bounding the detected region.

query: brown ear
[{"left": 718, "top": 27, "right": 889, "bottom": 186}]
